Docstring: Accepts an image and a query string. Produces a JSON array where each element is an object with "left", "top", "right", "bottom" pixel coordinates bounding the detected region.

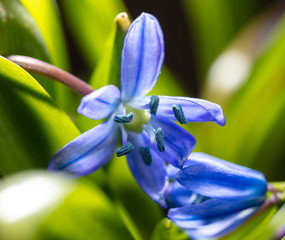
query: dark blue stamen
[
  {"left": 115, "top": 142, "right": 134, "bottom": 157},
  {"left": 172, "top": 104, "right": 187, "bottom": 124},
  {"left": 139, "top": 147, "right": 152, "bottom": 165},
  {"left": 113, "top": 112, "right": 134, "bottom": 123},
  {"left": 155, "top": 127, "right": 165, "bottom": 152},
  {"left": 149, "top": 95, "right": 159, "bottom": 115}
]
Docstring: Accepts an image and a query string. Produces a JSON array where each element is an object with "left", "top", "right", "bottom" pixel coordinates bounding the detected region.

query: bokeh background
[{"left": 0, "top": 0, "right": 285, "bottom": 239}]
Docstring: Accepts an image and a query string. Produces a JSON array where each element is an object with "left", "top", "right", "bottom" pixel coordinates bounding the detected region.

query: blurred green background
[{"left": 0, "top": 0, "right": 285, "bottom": 239}]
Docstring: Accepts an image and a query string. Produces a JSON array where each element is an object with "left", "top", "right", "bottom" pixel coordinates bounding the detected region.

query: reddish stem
[{"left": 6, "top": 55, "right": 94, "bottom": 96}]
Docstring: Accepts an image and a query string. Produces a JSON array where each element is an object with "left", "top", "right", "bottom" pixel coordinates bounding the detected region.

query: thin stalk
[
  {"left": 6, "top": 55, "right": 94, "bottom": 96},
  {"left": 255, "top": 192, "right": 283, "bottom": 215}
]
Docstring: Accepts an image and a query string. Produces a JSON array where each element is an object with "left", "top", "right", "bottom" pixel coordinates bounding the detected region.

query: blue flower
[
  {"left": 166, "top": 164, "right": 209, "bottom": 208},
  {"left": 168, "top": 153, "right": 267, "bottom": 239},
  {"left": 48, "top": 13, "right": 225, "bottom": 208}
]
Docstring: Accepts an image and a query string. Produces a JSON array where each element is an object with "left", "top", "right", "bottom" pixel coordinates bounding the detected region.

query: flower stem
[
  {"left": 6, "top": 55, "right": 94, "bottom": 96},
  {"left": 254, "top": 185, "right": 285, "bottom": 217}
]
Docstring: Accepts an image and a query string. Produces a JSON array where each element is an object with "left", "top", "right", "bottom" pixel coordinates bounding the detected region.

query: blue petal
[
  {"left": 176, "top": 153, "right": 267, "bottom": 201},
  {"left": 121, "top": 13, "right": 164, "bottom": 101},
  {"left": 143, "top": 95, "right": 226, "bottom": 126},
  {"left": 127, "top": 131, "right": 168, "bottom": 208},
  {"left": 48, "top": 119, "right": 119, "bottom": 177},
  {"left": 150, "top": 116, "right": 196, "bottom": 168},
  {"left": 169, "top": 199, "right": 261, "bottom": 239},
  {"left": 166, "top": 164, "right": 180, "bottom": 179},
  {"left": 166, "top": 181, "right": 208, "bottom": 208},
  {"left": 169, "top": 199, "right": 262, "bottom": 239},
  {"left": 168, "top": 198, "right": 264, "bottom": 226},
  {"left": 78, "top": 85, "right": 121, "bottom": 120},
  {"left": 185, "top": 206, "right": 259, "bottom": 239}
]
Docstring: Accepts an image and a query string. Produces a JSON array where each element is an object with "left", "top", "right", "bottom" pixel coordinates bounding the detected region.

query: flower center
[{"left": 123, "top": 106, "right": 151, "bottom": 133}]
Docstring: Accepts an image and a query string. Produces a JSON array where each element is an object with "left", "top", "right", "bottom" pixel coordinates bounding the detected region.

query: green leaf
[
  {"left": 89, "top": 19, "right": 127, "bottom": 90},
  {"left": 19, "top": 0, "right": 69, "bottom": 70},
  {"left": 35, "top": 179, "right": 133, "bottom": 240},
  {"left": 0, "top": 0, "right": 49, "bottom": 60},
  {"left": 151, "top": 219, "right": 189, "bottom": 240},
  {"left": 0, "top": 170, "right": 133, "bottom": 240},
  {"left": 0, "top": 0, "right": 59, "bottom": 95},
  {"left": 19, "top": 0, "right": 77, "bottom": 114},
  {"left": 60, "top": 0, "right": 127, "bottom": 68},
  {"left": 0, "top": 56, "right": 80, "bottom": 176}
]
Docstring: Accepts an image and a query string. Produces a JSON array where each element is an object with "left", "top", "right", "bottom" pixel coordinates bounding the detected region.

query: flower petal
[
  {"left": 127, "top": 131, "right": 168, "bottom": 208},
  {"left": 169, "top": 199, "right": 261, "bottom": 239},
  {"left": 168, "top": 198, "right": 264, "bottom": 225},
  {"left": 185, "top": 206, "right": 259, "bottom": 239},
  {"left": 176, "top": 153, "right": 267, "bottom": 201},
  {"left": 78, "top": 85, "right": 121, "bottom": 120},
  {"left": 143, "top": 95, "right": 226, "bottom": 126},
  {"left": 48, "top": 119, "right": 119, "bottom": 177},
  {"left": 166, "top": 181, "right": 208, "bottom": 208},
  {"left": 121, "top": 13, "right": 164, "bottom": 101},
  {"left": 166, "top": 164, "right": 180, "bottom": 179},
  {"left": 150, "top": 116, "right": 196, "bottom": 168}
]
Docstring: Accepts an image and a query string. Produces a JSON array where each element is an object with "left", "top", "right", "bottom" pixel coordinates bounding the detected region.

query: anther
[
  {"left": 149, "top": 95, "right": 159, "bottom": 115},
  {"left": 139, "top": 147, "right": 152, "bottom": 165},
  {"left": 155, "top": 128, "right": 165, "bottom": 152},
  {"left": 113, "top": 112, "right": 134, "bottom": 123},
  {"left": 172, "top": 104, "right": 187, "bottom": 124},
  {"left": 115, "top": 142, "right": 134, "bottom": 157}
]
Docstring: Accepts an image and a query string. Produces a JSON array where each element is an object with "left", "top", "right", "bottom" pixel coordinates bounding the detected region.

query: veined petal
[
  {"left": 127, "top": 132, "right": 168, "bottom": 208},
  {"left": 166, "top": 181, "right": 208, "bottom": 208},
  {"left": 78, "top": 85, "right": 121, "bottom": 120},
  {"left": 143, "top": 95, "right": 226, "bottom": 126},
  {"left": 185, "top": 207, "right": 259, "bottom": 239},
  {"left": 150, "top": 116, "right": 196, "bottom": 168},
  {"left": 176, "top": 153, "right": 267, "bottom": 201},
  {"left": 169, "top": 199, "right": 261, "bottom": 239},
  {"left": 48, "top": 119, "right": 119, "bottom": 177},
  {"left": 121, "top": 13, "right": 164, "bottom": 101},
  {"left": 168, "top": 198, "right": 264, "bottom": 225}
]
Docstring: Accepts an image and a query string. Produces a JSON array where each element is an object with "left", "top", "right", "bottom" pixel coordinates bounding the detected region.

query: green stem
[{"left": 254, "top": 184, "right": 285, "bottom": 217}]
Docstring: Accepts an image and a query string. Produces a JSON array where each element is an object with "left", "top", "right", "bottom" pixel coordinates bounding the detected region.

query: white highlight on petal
[{"left": 142, "top": 124, "right": 156, "bottom": 144}]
